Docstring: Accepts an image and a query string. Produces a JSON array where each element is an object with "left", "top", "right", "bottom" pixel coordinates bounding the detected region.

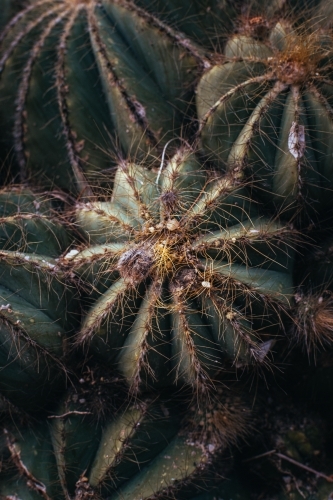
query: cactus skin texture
[
  {"left": 0, "top": 387, "right": 250, "bottom": 500},
  {"left": 196, "top": 19, "right": 333, "bottom": 219},
  {"left": 1, "top": 0, "right": 321, "bottom": 193},
  {"left": 59, "top": 148, "right": 295, "bottom": 397},
  {"left": 0, "top": 0, "right": 207, "bottom": 192},
  {"left": 0, "top": 187, "right": 78, "bottom": 412}
]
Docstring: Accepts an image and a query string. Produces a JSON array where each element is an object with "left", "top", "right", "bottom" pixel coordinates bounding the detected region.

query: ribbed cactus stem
[
  {"left": 0, "top": 0, "right": 207, "bottom": 190},
  {"left": 59, "top": 148, "right": 296, "bottom": 397},
  {"left": 0, "top": 188, "right": 79, "bottom": 411},
  {"left": 196, "top": 19, "right": 333, "bottom": 218}
]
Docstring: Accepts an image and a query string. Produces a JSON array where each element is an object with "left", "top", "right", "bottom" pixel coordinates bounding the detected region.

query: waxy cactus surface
[
  {"left": 1, "top": 389, "right": 250, "bottom": 499},
  {"left": 1, "top": 2, "right": 333, "bottom": 499}
]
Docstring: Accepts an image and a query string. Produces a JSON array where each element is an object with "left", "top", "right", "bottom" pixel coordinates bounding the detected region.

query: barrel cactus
[
  {"left": 0, "top": 388, "right": 250, "bottom": 499},
  {"left": 0, "top": 187, "right": 78, "bottom": 411},
  {"left": 1, "top": 2, "right": 333, "bottom": 499},
  {"left": 1, "top": 0, "right": 323, "bottom": 194},
  {"left": 59, "top": 148, "right": 295, "bottom": 397},
  {"left": 196, "top": 19, "right": 333, "bottom": 219},
  {"left": 0, "top": 0, "right": 207, "bottom": 191}
]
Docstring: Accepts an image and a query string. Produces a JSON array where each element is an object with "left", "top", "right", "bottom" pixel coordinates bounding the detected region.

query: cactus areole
[{"left": 62, "top": 149, "right": 295, "bottom": 396}]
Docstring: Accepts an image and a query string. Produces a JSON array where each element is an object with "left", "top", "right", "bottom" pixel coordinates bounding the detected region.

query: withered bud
[
  {"left": 170, "top": 268, "right": 198, "bottom": 294},
  {"left": 159, "top": 190, "right": 179, "bottom": 212},
  {"left": 117, "top": 245, "right": 154, "bottom": 285}
]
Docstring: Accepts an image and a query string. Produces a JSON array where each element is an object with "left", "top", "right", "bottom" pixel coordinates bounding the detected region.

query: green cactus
[
  {"left": 0, "top": 422, "right": 63, "bottom": 499},
  {"left": 196, "top": 18, "right": 333, "bottom": 219},
  {"left": 1, "top": 2, "right": 333, "bottom": 500},
  {"left": 58, "top": 148, "right": 295, "bottom": 396},
  {"left": 132, "top": 0, "right": 239, "bottom": 49},
  {"left": 291, "top": 236, "right": 333, "bottom": 352},
  {"left": 0, "top": 187, "right": 78, "bottom": 411},
  {"left": 0, "top": 0, "right": 207, "bottom": 191},
  {"left": 0, "top": 388, "right": 250, "bottom": 499},
  {"left": 2, "top": 0, "right": 321, "bottom": 194}
]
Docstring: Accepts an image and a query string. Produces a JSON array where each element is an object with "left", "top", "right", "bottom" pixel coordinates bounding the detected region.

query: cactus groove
[
  {"left": 0, "top": 187, "right": 78, "bottom": 411},
  {"left": 1, "top": 2, "right": 333, "bottom": 500}
]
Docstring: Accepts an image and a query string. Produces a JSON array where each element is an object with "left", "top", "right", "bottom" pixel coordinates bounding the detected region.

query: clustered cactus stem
[
  {"left": 0, "top": 187, "right": 79, "bottom": 411},
  {"left": 2, "top": 2, "right": 333, "bottom": 499}
]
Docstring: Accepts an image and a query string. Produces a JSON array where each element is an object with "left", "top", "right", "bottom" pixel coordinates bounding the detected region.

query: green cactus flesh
[
  {"left": 1, "top": 422, "right": 63, "bottom": 499},
  {"left": 197, "top": 20, "right": 333, "bottom": 218},
  {"left": 59, "top": 148, "right": 295, "bottom": 395},
  {"left": 132, "top": 0, "right": 239, "bottom": 49},
  {"left": 1, "top": 3, "right": 333, "bottom": 499},
  {"left": 0, "top": 0, "right": 206, "bottom": 191},
  {"left": 133, "top": 0, "right": 320, "bottom": 50},
  {"left": 0, "top": 188, "right": 78, "bottom": 411}
]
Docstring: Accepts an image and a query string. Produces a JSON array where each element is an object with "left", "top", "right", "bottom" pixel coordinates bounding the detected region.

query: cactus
[
  {"left": 1, "top": 1, "right": 322, "bottom": 193},
  {"left": 291, "top": 236, "right": 333, "bottom": 353},
  {"left": 1, "top": 421, "right": 63, "bottom": 499},
  {"left": 2, "top": 2, "right": 333, "bottom": 499},
  {"left": 196, "top": 18, "right": 333, "bottom": 220},
  {"left": 0, "top": 387, "right": 251, "bottom": 499},
  {"left": 0, "top": 187, "right": 78, "bottom": 411},
  {"left": 132, "top": 0, "right": 239, "bottom": 49},
  {"left": 58, "top": 148, "right": 296, "bottom": 397},
  {"left": 0, "top": 0, "right": 207, "bottom": 191}
]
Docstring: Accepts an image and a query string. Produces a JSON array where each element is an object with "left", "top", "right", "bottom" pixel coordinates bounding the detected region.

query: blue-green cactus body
[
  {"left": 0, "top": 0, "right": 205, "bottom": 191},
  {"left": 197, "top": 21, "right": 333, "bottom": 218},
  {"left": 0, "top": 188, "right": 78, "bottom": 411},
  {"left": 61, "top": 149, "right": 295, "bottom": 396}
]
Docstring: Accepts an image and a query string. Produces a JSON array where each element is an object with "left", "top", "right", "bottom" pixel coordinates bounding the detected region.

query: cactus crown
[{"left": 271, "top": 27, "right": 326, "bottom": 85}]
